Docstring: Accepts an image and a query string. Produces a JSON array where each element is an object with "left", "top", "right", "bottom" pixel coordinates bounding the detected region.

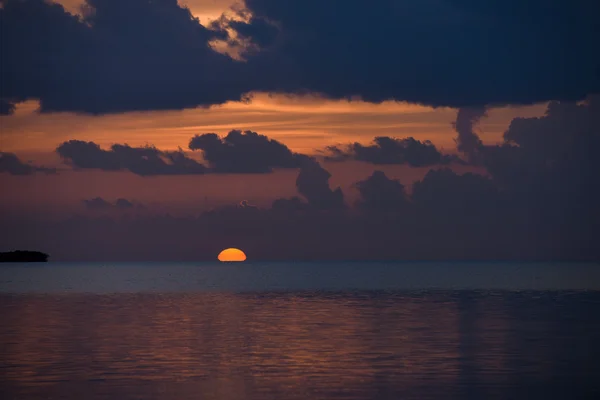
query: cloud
[
  {"left": 0, "top": 152, "right": 55, "bottom": 175},
  {"left": 412, "top": 168, "right": 499, "bottom": 217},
  {"left": 227, "top": 16, "right": 278, "bottom": 48},
  {"left": 56, "top": 129, "right": 321, "bottom": 176},
  {"left": 115, "top": 198, "right": 135, "bottom": 209},
  {"left": 188, "top": 129, "right": 309, "bottom": 173},
  {"left": 324, "top": 136, "right": 462, "bottom": 167},
  {"left": 453, "top": 107, "right": 486, "bottom": 163},
  {"left": 82, "top": 197, "right": 112, "bottom": 210},
  {"left": 235, "top": 0, "right": 599, "bottom": 107},
  {"left": 1, "top": 0, "right": 248, "bottom": 114},
  {"left": 210, "top": 12, "right": 279, "bottom": 56},
  {"left": 2, "top": 0, "right": 598, "bottom": 114},
  {"left": 270, "top": 159, "right": 345, "bottom": 211},
  {"left": 57, "top": 130, "right": 328, "bottom": 176},
  {"left": 0, "top": 152, "right": 37, "bottom": 175},
  {"left": 83, "top": 197, "right": 141, "bottom": 210},
  {"left": 0, "top": 99, "right": 15, "bottom": 115},
  {"left": 56, "top": 140, "right": 207, "bottom": 176},
  {"left": 483, "top": 96, "right": 600, "bottom": 214},
  {"left": 295, "top": 160, "right": 345, "bottom": 210},
  {"left": 354, "top": 171, "right": 410, "bottom": 212},
  {"left": 271, "top": 196, "right": 309, "bottom": 212}
]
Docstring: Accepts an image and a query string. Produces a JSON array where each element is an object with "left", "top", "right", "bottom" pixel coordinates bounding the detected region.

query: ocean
[{"left": 1, "top": 262, "right": 599, "bottom": 399}]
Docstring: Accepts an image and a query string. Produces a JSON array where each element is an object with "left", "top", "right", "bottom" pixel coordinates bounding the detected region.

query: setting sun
[{"left": 218, "top": 248, "right": 247, "bottom": 262}]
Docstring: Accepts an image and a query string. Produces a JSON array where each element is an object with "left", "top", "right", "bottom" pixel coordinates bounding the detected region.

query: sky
[{"left": 1, "top": 0, "right": 598, "bottom": 261}]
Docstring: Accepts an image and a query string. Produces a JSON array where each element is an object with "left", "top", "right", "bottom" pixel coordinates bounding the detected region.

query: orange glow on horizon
[
  {"left": 0, "top": 94, "right": 548, "bottom": 156},
  {"left": 218, "top": 248, "right": 247, "bottom": 262}
]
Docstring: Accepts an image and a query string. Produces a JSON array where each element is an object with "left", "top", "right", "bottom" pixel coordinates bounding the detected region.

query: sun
[{"left": 218, "top": 248, "right": 247, "bottom": 262}]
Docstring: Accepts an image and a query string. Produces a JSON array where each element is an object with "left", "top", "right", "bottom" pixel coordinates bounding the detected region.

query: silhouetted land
[{"left": 0, "top": 251, "right": 49, "bottom": 262}]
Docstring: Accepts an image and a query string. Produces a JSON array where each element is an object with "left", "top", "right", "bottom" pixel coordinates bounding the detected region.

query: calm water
[{"left": 1, "top": 262, "right": 599, "bottom": 400}]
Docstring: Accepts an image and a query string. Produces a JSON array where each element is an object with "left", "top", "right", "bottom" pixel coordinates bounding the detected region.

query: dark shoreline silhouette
[{"left": 0, "top": 251, "right": 49, "bottom": 263}]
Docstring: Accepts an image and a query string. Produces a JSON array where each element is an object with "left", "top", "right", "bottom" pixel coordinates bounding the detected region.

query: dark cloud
[
  {"left": 354, "top": 171, "right": 410, "bottom": 213},
  {"left": 1, "top": 0, "right": 247, "bottom": 114},
  {"left": 270, "top": 159, "right": 345, "bottom": 211},
  {"left": 83, "top": 197, "right": 141, "bottom": 210},
  {"left": 56, "top": 141, "right": 120, "bottom": 171},
  {"left": 56, "top": 140, "right": 207, "bottom": 176},
  {"left": 0, "top": 152, "right": 55, "bottom": 175},
  {"left": 483, "top": 97, "right": 600, "bottom": 217},
  {"left": 412, "top": 168, "right": 499, "bottom": 218},
  {"left": 115, "top": 198, "right": 135, "bottom": 209},
  {"left": 83, "top": 197, "right": 113, "bottom": 210},
  {"left": 0, "top": 99, "right": 16, "bottom": 115},
  {"left": 240, "top": 0, "right": 599, "bottom": 106},
  {"left": 2, "top": 0, "right": 598, "bottom": 114},
  {"left": 228, "top": 17, "right": 278, "bottom": 48},
  {"left": 57, "top": 130, "right": 318, "bottom": 175},
  {"left": 324, "top": 136, "right": 461, "bottom": 167},
  {"left": 453, "top": 107, "right": 486, "bottom": 163},
  {"left": 210, "top": 13, "right": 279, "bottom": 54},
  {"left": 204, "top": 200, "right": 261, "bottom": 218},
  {"left": 188, "top": 129, "right": 308, "bottom": 173},
  {"left": 0, "top": 152, "right": 37, "bottom": 175},
  {"left": 271, "top": 196, "right": 309, "bottom": 212},
  {"left": 295, "top": 160, "right": 345, "bottom": 210}
]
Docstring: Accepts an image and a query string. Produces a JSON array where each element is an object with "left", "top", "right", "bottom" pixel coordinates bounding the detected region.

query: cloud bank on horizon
[
  {"left": 1, "top": 100, "right": 599, "bottom": 261},
  {"left": 1, "top": 0, "right": 598, "bottom": 114}
]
